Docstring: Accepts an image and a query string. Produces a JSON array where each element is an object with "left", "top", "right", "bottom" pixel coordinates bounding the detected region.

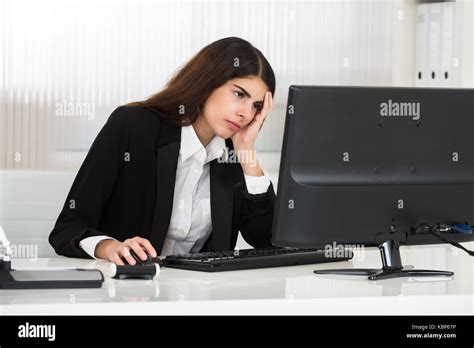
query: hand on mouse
[{"left": 94, "top": 236, "right": 157, "bottom": 265}]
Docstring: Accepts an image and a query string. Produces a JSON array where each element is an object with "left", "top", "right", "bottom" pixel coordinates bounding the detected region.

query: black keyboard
[{"left": 162, "top": 247, "right": 353, "bottom": 272}]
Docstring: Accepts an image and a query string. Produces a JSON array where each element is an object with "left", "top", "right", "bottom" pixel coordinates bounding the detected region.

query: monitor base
[{"left": 314, "top": 239, "right": 454, "bottom": 281}]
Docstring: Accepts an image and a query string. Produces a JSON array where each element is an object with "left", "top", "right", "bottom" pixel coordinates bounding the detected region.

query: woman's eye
[
  {"left": 234, "top": 91, "right": 245, "bottom": 98},
  {"left": 234, "top": 91, "right": 261, "bottom": 111},
  {"left": 253, "top": 103, "right": 263, "bottom": 111}
]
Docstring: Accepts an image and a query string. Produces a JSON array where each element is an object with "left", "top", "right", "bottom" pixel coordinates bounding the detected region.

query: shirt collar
[{"left": 180, "top": 125, "right": 227, "bottom": 163}]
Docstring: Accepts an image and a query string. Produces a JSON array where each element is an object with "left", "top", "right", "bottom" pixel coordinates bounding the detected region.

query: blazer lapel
[{"left": 149, "top": 122, "right": 181, "bottom": 254}]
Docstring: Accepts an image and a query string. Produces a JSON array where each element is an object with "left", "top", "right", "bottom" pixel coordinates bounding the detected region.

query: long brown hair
[{"left": 126, "top": 37, "right": 276, "bottom": 126}]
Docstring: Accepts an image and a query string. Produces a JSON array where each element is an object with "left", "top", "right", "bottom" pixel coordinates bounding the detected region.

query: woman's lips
[{"left": 226, "top": 120, "right": 240, "bottom": 130}]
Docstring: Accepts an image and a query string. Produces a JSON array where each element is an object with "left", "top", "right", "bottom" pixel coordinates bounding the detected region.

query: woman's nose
[{"left": 238, "top": 103, "right": 255, "bottom": 121}]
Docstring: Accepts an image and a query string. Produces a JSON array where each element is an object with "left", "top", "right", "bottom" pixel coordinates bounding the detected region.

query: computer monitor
[{"left": 272, "top": 86, "right": 474, "bottom": 280}]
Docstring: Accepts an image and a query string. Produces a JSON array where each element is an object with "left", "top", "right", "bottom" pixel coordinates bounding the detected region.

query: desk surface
[{"left": 1, "top": 243, "right": 473, "bottom": 315}]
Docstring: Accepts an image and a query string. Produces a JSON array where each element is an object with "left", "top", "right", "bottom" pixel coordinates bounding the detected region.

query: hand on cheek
[{"left": 231, "top": 91, "right": 273, "bottom": 151}]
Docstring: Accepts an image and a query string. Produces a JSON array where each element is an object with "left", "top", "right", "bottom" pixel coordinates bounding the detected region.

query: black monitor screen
[{"left": 272, "top": 86, "right": 474, "bottom": 249}]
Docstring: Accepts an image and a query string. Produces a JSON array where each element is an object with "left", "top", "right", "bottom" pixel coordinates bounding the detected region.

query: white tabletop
[{"left": 1, "top": 243, "right": 473, "bottom": 315}]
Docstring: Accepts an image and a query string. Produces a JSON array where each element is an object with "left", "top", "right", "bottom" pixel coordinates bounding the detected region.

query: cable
[{"left": 411, "top": 223, "right": 474, "bottom": 256}]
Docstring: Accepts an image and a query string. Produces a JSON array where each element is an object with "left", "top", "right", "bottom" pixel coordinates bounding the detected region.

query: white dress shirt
[{"left": 80, "top": 125, "right": 271, "bottom": 259}]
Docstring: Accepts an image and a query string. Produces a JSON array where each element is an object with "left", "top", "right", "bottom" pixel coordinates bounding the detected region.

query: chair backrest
[
  {"left": 0, "top": 170, "right": 75, "bottom": 258},
  {"left": 0, "top": 161, "right": 280, "bottom": 257}
]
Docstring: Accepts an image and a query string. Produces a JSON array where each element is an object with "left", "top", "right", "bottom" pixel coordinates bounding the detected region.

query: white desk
[{"left": 1, "top": 243, "right": 473, "bottom": 315}]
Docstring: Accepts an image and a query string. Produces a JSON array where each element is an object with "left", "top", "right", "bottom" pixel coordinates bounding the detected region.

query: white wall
[{"left": 0, "top": 0, "right": 445, "bottom": 171}]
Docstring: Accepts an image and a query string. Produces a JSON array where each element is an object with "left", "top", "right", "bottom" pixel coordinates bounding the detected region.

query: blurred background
[{"left": 0, "top": 0, "right": 473, "bottom": 256}]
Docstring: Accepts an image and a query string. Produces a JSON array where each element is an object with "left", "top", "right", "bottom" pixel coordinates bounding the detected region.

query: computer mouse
[
  {"left": 129, "top": 249, "right": 154, "bottom": 265},
  {"left": 110, "top": 250, "right": 161, "bottom": 280}
]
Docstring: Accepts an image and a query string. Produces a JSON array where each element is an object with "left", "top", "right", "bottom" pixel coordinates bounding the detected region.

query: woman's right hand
[{"left": 94, "top": 237, "right": 158, "bottom": 265}]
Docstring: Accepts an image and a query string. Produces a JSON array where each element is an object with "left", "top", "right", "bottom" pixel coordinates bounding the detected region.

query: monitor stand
[{"left": 314, "top": 239, "right": 454, "bottom": 281}]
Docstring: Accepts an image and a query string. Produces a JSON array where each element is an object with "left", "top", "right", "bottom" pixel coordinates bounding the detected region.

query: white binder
[
  {"left": 428, "top": 2, "right": 442, "bottom": 87},
  {"left": 440, "top": 1, "right": 455, "bottom": 87},
  {"left": 415, "top": 2, "right": 459, "bottom": 88},
  {"left": 415, "top": 3, "right": 429, "bottom": 87}
]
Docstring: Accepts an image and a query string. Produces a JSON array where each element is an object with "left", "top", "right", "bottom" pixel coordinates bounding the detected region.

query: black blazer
[{"left": 49, "top": 106, "right": 275, "bottom": 258}]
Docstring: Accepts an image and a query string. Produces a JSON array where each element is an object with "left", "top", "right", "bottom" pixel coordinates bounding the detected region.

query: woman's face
[{"left": 200, "top": 77, "right": 270, "bottom": 139}]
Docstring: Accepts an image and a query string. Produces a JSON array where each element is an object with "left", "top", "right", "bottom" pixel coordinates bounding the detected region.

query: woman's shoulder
[
  {"left": 103, "top": 105, "right": 164, "bottom": 143},
  {"left": 109, "top": 105, "right": 163, "bottom": 125}
]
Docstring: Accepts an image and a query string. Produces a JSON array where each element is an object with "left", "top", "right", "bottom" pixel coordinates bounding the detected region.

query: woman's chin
[
  {"left": 223, "top": 133, "right": 233, "bottom": 140},
  {"left": 215, "top": 127, "right": 234, "bottom": 139}
]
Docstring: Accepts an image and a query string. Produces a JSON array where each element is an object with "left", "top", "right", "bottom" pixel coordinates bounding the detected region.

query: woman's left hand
[{"left": 231, "top": 91, "right": 273, "bottom": 151}]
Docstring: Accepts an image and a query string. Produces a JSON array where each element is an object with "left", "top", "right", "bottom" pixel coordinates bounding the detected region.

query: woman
[{"left": 49, "top": 37, "right": 276, "bottom": 265}]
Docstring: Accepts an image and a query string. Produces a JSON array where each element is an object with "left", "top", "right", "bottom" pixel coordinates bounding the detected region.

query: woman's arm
[
  {"left": 230, "top": 91, "right": 275, "bottom": 247},
  {"left": 236, "top": 181, "right": 276, "bottom": 248},
  {"left": 48, "top": 106, "right": 131, "bottom": 258}
]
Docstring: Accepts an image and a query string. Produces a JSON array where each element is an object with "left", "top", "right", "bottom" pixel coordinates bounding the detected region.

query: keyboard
[{"left": 162, "top": 247, "right": 353, "bottom": 272}]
